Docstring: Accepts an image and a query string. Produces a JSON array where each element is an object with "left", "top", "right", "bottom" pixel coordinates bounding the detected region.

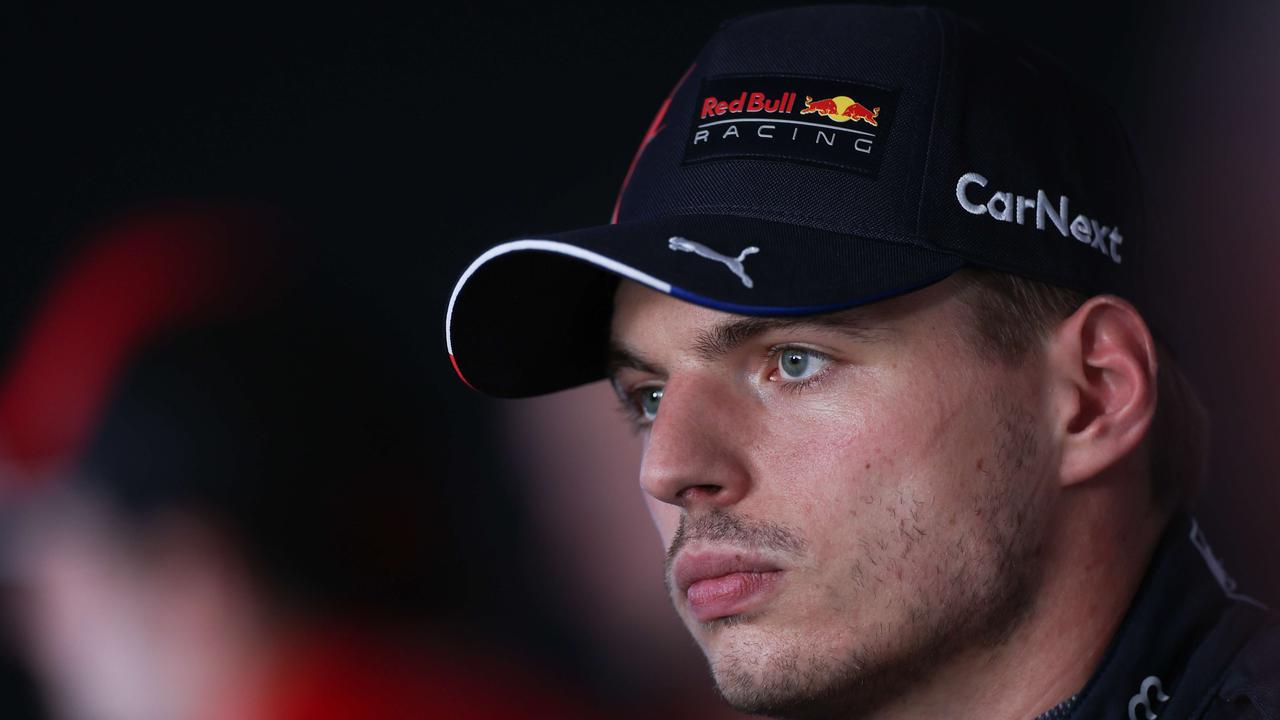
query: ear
[{"left": 1047, "top": 295, "right": 1158, "bottom": 486}]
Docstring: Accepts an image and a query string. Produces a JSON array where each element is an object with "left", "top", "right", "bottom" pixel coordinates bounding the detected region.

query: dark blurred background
[{"left": 2, "top": 1, "right": 1277, "bottom": 718}]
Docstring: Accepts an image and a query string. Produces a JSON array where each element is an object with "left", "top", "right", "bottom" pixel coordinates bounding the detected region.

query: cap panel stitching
[
  {"left": 915, "top": 6, "right": 949, "bottom": 238},
  {"left": 630, "top": 206, "right": 932, "bottom": 248}
]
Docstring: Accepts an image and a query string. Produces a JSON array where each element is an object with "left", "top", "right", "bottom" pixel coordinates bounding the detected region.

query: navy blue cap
[{"left": 446, "top": 4, "right": 1146, "bottom": 398}]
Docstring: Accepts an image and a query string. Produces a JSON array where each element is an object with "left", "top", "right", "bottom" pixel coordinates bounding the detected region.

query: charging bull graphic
[
  {"left": 800, "top": 95, "right": 881, "bottom": 126},
  {"left": 668, "top": 236, "right": 760, "bottom": 288}
]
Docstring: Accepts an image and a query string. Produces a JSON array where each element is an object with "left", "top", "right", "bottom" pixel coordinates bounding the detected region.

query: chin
[
  {"left": 709, "top": 647, "right": 853, "bottom": 720},
  {"left": 698, "top": 620, "right": 840, "bottom": 716},
  {"left": 699, "top": 617, "right": 931, "bottom": 720}
]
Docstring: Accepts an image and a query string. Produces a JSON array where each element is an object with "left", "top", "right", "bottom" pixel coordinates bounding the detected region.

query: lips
[{"left": 672, "top": 551, "right": 784, "bottom": 623}]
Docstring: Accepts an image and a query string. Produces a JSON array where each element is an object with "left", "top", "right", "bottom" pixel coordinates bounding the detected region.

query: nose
[{"left": 638, "top": 371, "right": 753, "bottom": 511}]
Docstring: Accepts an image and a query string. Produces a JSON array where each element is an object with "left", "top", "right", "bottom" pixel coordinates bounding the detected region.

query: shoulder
[{"left": 1198, "top": 607, "right": 1280, "bottom": 719}]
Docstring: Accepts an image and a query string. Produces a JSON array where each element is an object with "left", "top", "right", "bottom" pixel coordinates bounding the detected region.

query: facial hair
[
  {"left": 664, "top": 509, "right": 808, "bottom": 593},
  {"left": 682, "top": 396, "right": 1050, "bottom": 720}
]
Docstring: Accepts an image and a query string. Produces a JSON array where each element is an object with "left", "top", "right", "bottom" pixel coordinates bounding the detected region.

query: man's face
[{"left": 608, "top": 275, "right": 1057, "bottom": 718}]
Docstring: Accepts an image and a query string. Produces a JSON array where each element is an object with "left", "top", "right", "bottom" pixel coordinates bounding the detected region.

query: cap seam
[
  {"left": 915, "top": 5, "right": 949, "bottom": 237},
  {"left": 702, "top": 71, "right": 900, "bottom": 95},
  {"left": 679, "top": 152, "right": 885, "bottom": 176},
  {"left": 627, "top": 206, "right": 937, "bottom": 249}
]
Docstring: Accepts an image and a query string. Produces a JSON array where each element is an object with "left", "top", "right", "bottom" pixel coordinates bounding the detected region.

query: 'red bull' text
[{"left": 700, "top": 92, "right": 797, "bottom": 119}]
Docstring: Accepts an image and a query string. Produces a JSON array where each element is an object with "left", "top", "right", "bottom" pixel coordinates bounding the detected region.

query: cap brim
[{"left": 446, "top": 214, "right": 964, "bottom": 398}]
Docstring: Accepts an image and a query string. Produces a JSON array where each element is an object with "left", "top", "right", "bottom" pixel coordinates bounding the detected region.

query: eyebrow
[
  {"left": 606, "top": 311, "right": 889, "bottom": 379},
  {"left": 693, "top": 314, "right": 887, "bottom": 361},
  {"left": 607, "top": 345, "right": 662, "bottom": 377}
]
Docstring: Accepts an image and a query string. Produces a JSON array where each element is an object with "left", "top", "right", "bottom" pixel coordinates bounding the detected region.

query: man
[{"left": 444, "top": 5, "right": 1280, "bottom": 718}]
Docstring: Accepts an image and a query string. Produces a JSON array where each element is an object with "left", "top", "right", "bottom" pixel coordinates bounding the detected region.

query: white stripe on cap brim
[{"left": 445, "top": 238, "right": 672, "bottom": 356}]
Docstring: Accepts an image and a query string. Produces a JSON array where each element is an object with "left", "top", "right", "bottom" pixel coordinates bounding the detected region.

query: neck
[{"left": 865, "top": 484, "right": 1169, "bottom": 720}]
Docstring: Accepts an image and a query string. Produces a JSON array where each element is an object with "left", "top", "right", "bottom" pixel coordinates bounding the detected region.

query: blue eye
[
  {"left": 776, "top": 348, "right": 828, "bottom": 381},
  {"left": 634, "top": 386, "right": 663, "bottom": 421}
]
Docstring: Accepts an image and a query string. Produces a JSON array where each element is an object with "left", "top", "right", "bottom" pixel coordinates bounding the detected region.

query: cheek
[
  {"left": 851, "top": 359, "right": 985, "bottom": 479},
  {"left": 644, "top": 494, "right": 681, "bottom": 550},
  {"left": 758, "top": 368, "right": 982, "bottom": 545},
  {"left": 750, "top": 398, "right": 887, "bottom": 542},
  {"left": 761, "top": 374, "right": 927, "bottom": 491},
  {"left": 761, "top": 386, "right": 870, "bottom": 462}
]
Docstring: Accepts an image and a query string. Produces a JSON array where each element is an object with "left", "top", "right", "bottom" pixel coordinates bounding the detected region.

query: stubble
[{"left": 697, "top": 395, "right": 1051, "bottom": 719}]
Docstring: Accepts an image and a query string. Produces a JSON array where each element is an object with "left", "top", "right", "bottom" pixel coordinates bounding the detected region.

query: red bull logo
[
  {"left": 683, "top": 75, "right": 896, "bottom": 176},
  {"left": 799, "top": 96, "right": 881, "bottom": 126},
  {"left": 700, "top": 91, "right": 797, "bottom": 119}
]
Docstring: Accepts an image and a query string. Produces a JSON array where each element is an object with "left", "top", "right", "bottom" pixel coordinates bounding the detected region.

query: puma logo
[{"left": 667, "top": 236, "right": 760, "bottom": 288}]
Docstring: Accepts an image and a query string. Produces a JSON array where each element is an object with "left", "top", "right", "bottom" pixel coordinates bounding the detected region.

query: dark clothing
[{"left": 1036, "top": 514, "right": 1280, "bottom": 719}]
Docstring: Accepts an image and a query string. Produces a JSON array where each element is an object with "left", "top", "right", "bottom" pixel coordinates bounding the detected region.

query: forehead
[
  {"left": 612, "top": 276, "right": 958, "bottom": 337},
  {"left": 608, "top": 275, "right": 971, "bottom": 370}
]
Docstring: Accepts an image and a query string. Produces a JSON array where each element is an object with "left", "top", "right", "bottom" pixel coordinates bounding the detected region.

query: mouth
[{"left": 672, "top": 550, "right": 785, "bottom": 624}]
